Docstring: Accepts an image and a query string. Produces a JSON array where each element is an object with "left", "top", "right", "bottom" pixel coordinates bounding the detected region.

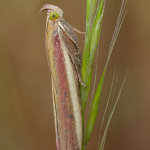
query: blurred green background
[{"left": 0, "top": 0, "right": 150, "bottom": 150}]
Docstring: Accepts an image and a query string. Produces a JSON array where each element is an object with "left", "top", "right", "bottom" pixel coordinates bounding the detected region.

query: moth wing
[
  {"left": 58, "top": 27, "right": 81, "bottom": 68},
  {"left": 58, "top": 26, "right": 86, "bottom": 87},
  {"left": 58, "top": 19, "right": 81, "bottom": 56}
]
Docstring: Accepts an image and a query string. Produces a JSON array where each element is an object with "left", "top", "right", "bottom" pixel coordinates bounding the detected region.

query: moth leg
[
  {"left": 72, "top": 65, "right": 87, "bottom": 87},
  {"left": 68, "top": 54, "right": 87, "bottom": 87},
  {"left": 78, "top": 74, "right": 87, "bottom": 87},
  {"left": 72, "top": 28, "right": 86, "bottom": 35}
]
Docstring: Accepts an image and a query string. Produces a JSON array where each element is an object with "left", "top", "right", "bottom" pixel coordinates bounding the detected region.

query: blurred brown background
[{"left": 0, "top": 0, "right": 149, "bottom": 149}]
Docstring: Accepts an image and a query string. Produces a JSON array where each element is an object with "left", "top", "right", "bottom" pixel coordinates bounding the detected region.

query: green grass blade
[
  {"left": 85, "top": 0, "right": 127, "bottom": 147},
  {"left": 85, "top": 65, "right": 106, "bottom": 146},
  {"left": 81, "top": 0, "right": 105, "bottom": 113},
  {"left": 81, "top": 1, "right": 105, "bottom": 149}
]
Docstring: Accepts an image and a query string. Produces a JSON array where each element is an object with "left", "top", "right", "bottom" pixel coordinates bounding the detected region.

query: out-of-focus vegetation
[{"left": 1, "top": 0, "right": 150, "bottom": 150}]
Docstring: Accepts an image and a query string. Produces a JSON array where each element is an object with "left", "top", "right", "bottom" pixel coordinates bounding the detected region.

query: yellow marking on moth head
[{"left": 49, "top": 11, "right": 59, "bottom": 20}]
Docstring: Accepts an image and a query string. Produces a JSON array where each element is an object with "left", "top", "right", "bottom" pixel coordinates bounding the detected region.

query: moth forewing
[
  {"left": 58, "top": 26, "right": 82, "bottom": 145},
  {"left": 58, "top": 20, "right": 86, "bottom": 87},
  {"left": 58, "top": 20, "right": 80, "bottom": 50}
]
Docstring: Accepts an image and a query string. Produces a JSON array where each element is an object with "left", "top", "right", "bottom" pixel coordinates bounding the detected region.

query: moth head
[{"left": 39, "top": 4, "right": 64, "bottom": 19}]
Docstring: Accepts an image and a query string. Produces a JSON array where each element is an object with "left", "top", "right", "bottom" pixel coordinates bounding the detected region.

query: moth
[{"left": 40, "top": 4, "right": 86, "bottom": 150}]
